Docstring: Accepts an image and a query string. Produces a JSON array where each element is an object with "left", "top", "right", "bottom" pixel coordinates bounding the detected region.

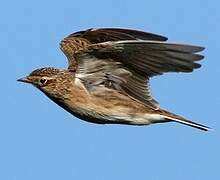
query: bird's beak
[{"left": 17, "top": 77, "right": 31, "bottom": 84}]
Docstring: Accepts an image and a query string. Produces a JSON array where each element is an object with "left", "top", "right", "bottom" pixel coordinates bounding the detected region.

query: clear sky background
[{"left": 1, "top": 0, "right": 219, "bottom": 179}]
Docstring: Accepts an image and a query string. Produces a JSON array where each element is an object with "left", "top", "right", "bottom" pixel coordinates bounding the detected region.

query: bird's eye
[{"left": 39, "top": 78, "right": 48, "bottom": 85}]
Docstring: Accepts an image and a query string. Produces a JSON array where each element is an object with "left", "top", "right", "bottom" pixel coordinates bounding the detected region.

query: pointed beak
[{"left": 17, "top": 77, "right": 31, "bottom": 84}]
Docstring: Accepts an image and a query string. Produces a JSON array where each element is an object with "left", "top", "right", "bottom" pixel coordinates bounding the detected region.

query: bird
[{"left": 18, "top": 28, "right": 210, "bottom": 131}]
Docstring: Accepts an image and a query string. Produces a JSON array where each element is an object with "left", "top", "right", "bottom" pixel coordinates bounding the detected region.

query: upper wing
[
  {"left": 60, "top": 28, "right": 167, "bottom": 71},
  {"left": 66, "top": 28, "right": 168, "bottom": 43},
  {"left": 85, "top": 40, "right": 204, "bottom": 77},
  {"left": 60, "top": 28, "right": 205, "bottom": 109}
]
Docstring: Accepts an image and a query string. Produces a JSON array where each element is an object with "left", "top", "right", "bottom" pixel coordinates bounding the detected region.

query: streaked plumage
[{"left": 18, "top": 28, "right": 210, "bottom": 131}]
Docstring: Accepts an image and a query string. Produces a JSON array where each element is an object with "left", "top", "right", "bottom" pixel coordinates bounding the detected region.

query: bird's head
[{"left": 18, "top": 67, "right": 74, "bottom": 99}]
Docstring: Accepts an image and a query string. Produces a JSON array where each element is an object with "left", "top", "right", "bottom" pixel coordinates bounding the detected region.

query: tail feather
[
  {"left": 159, "top": 109, "right": 211, "bottom": 131},
  {"left": 164, "top": 116, "right": 210, "bottom": 131}
]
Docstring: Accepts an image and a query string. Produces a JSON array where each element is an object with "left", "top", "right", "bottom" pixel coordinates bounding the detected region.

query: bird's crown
[{"left": 30, "top": 67, "right": 60, "bottom": 77}]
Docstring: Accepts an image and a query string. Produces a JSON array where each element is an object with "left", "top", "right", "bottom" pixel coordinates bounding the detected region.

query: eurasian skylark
[{"left": 18, "top": 28, "right": 210, "bottom": 131}]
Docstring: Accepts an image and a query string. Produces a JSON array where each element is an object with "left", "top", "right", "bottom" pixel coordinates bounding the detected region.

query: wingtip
[{"left": 197, "top": 46, "right": 205, "bottom": 52}]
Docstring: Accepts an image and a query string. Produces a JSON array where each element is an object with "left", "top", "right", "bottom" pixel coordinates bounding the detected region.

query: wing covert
[
  {"left": 67, "top": 28, "right": 168, "bottom": 43},
  {"left": 75, "top": 53, "right": 159, "bottom": 109}
]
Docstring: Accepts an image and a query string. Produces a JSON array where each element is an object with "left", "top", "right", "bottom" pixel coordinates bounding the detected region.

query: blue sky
[{"left": 1, "top": 0, "right": 219, "bottom": 179}]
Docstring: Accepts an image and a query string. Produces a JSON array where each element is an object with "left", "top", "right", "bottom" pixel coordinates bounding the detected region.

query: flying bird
[{"left": 18, "top": 28, "right": 210, "bottom": 131}]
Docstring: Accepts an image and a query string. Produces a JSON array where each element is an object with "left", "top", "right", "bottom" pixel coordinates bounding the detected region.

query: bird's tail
[{"left": 158, "top": 109, "right": 211, "bottom": 131}]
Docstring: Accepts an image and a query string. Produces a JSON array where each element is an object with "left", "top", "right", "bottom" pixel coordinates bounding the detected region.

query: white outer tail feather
[{"left": 162, "top": 115, "right": 211, "bottom": 131}]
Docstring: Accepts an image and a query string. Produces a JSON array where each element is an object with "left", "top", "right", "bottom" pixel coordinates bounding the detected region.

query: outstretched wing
[
  {"left": 74, "top": 52, "right": 159, "bottom": 109},
  {"left": 85, "top": 40, "right": 204, "bottom": 77},
  {"left": 60, "top": 28, "right": 205, "bottom": 109},
  {"left": 60, "top": 28, "right": 168, "bottom": 71}
]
